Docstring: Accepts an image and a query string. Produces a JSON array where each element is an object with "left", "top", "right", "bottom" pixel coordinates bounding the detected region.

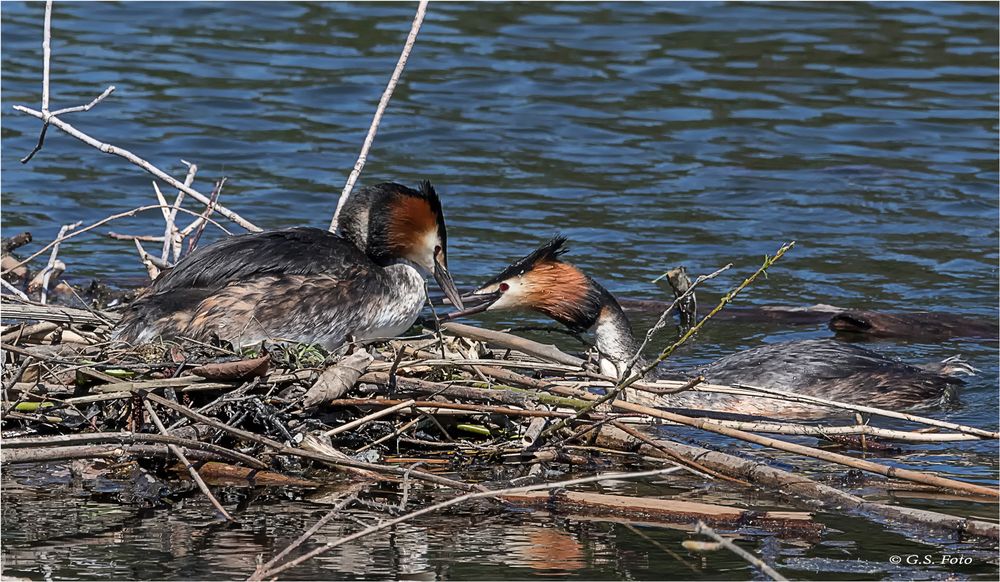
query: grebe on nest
[
  {"left": 114, "top": 181, "right": 464, "bottom": 350},
  {"left": 448, "top": 237, "right": 970, "bottom": 416}
]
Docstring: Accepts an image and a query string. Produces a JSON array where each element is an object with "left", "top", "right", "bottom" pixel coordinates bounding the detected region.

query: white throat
[
  {"left": 593, "top": 306, "right": 645, "bottom": 380},
  {"left": 355, "top": 263, "right": 427, "bottom": 341}
]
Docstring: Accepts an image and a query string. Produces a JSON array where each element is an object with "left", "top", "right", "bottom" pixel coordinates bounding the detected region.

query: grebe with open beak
[
  {"left": 114, "top": 181, "right": 464, "bottom": 350},
  {"left": 448, "top": 237, "right": 969, "bottom": 415}
]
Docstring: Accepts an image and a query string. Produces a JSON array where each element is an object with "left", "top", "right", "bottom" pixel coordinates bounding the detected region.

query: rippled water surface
[{"left": 2, "top": 1, "right": 998, "bottom": 580}]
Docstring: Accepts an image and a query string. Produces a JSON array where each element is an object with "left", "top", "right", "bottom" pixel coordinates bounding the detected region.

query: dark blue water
[{"left": 2, "top": 2, "right": 997, "bottom": 580}]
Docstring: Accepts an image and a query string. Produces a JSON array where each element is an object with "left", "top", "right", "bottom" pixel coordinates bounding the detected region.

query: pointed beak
[
  {"left": 433, "top": 253, "right": 465, "bottom": 311},
  {"left": 440, "top": 289, "right": 502, "bottom": 321}
]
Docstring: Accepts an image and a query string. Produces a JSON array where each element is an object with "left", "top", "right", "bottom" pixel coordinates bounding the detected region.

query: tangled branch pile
[{"left": 2, "top": 283, "right": 998, "bottom": 579}]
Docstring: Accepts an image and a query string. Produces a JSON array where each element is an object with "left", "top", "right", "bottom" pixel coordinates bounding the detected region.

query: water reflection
[
  {"left": 507, "top": 526, "right": 586, "bottom": 572},
  {"left": 4, "top": 462, "right": 998, "bottom": 580}
]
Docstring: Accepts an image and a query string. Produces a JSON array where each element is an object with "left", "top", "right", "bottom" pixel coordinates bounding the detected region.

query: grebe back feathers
[{"left": 114, "top": 181, "right": 462, "bottom": 350}]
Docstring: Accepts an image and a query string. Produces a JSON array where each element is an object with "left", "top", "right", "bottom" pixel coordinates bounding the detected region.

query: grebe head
[
  {"left": 450, "top": 236, "right": 607, "bottom": 332},
  {"left": 450, "top": 236, "right": 641, "bottom": 378},
  {"left": 337, "top": 181, "right": 463, "bottom": 309}
]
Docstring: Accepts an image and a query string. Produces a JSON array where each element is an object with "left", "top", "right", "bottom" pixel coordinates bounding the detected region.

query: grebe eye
[{"left": 499, "top": 282, "right": 510, "bottom": 292}]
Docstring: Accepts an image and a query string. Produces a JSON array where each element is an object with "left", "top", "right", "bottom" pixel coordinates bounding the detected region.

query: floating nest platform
[{"left": 2, "top": 295, "right": 998, "bottom": 579}]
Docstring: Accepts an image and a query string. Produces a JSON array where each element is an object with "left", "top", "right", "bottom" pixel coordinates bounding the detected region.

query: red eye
[{"left": 499, "top": 282, "right": 510, "bottom": 292}]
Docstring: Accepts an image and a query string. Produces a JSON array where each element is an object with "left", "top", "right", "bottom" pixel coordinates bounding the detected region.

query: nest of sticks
[{"left": 2, "top": 272, "right": 998, "bottom": 579}]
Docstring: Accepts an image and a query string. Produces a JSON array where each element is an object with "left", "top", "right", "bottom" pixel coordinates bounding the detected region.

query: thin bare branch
[
  {"left": 623, "top": 262, "right": 732, "bottom": 377},
  {"left": 41, "top": 0, "right": 52, "bottom": 112},
  {"left": 21, "top": 87, "right": 118, "bottom": 164},
  {"left": 181, "top": 177, "right": 227, "bottom": 256},
  {"left": 257, "top": 494, "right": 358, "bottom": 575},
  {"left": 695, "top": 521, "right": 787, "bottom": 581},
  {"left": 2, "top": 204, "right": 232, "bottom": 276},
  {"left": 107, "top": 232, "right": 164, "bottom": 242},
  {"left": 329, "top": 0, "right": 429, "bottom": 231},
  {"left": 552, "top": 383, "right": 1000, "bottom": 498},
  {"left": 1, "top": 279, "right": 30, "bottom": 301},
  {"left": 250, "top": 466, "right": 683, "bottom": 580},
  {"left": 141, "top": 398, "right": 235, "bottom": 521},
  {"left": 324, "top": 399, "right": 416, "bottom": 437},
  {"left": 144, "top": 392, "right": 483, "bottom": 492},
  {"left": 39, "top": 221, "right": 80, "bottom": 304},
  {"left": 20, "top": 123, "right": 50, "bottom": 164},
  {"left": 151, "top": 182, "right": 171, "bottom": 222},
  {"left": 13, "top": 104, "right": 258, "bottom": 232},
  {"left": 543, "top": 244, "right": 793, "bottom": 439},
  {"left": 133, "top": 239, "right": 161, "bottom": 280},
  {"left": 49, "top": 84, "right": 116, "bottom": 116},
  {"left": 163, "top": 162, "right": 197, "bottom": 262}
]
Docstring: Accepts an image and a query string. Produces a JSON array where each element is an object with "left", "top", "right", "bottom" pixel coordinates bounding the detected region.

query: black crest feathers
[{"left": 481, "top": 235, "right": 568, "bottom": 287}]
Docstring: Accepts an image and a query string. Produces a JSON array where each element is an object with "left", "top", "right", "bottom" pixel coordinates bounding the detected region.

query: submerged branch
[{"left": 249, "top": 466, "right": 684, "bottom": 580}]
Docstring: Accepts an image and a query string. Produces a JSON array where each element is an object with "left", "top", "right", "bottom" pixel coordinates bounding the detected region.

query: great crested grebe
[
  {"left": 114, "top": 181, "right": 464, "bottom": 350},
  {"left": 448, "top": 237, "right": 970, "bottom": 415}
]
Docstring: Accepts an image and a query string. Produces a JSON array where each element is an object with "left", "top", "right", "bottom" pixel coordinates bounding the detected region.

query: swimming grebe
[
  {"left": 114, "top": 181, "right": 464, "bottom": 350},
  {"left": 449, "top": 237, "right": 968, "bottom": 415},
  {"left": 828, "top": 310, "right": 998, "bottom": 341}
]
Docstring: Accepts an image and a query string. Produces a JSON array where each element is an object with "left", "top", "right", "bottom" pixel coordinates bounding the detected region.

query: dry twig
[
  {"left": 2, "top": 204, "right": 232, "bottom": 276},
  {"left": 694, "top": 521, "right": 787, "bottom": 581},
  {"left": 249, "top": 466, "right": 683, "bottom": 580},
  {"left": 12, "top": 1, "right": 257, "bottom": 232},
  {"left": 329, "top": 0, "right": 431, "bottom": 231},
  {"left": 141, "top": 398, "right": 235, "bottom": 521},
  {"left": 38, "top": 222, "right": 79, "bottom": 304}
]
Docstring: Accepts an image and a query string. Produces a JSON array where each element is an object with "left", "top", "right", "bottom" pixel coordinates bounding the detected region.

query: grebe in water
[
  {"left": 449, "top": 237, "right": 970, "bottom": 415},
  {"left": 114, "top": 181, "right": 464, "bottom": 350}
]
